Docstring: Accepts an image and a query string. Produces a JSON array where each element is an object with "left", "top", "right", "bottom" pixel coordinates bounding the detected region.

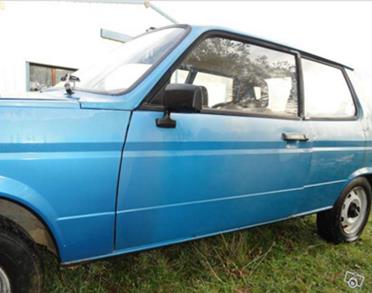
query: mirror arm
[{"left": 156, "top": 109, "right": 176, "bottom": 128}]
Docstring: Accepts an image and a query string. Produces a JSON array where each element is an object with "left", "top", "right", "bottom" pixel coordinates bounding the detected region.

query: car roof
[{"left": 189, "top": 25, "right": 353, "bottom": 71}]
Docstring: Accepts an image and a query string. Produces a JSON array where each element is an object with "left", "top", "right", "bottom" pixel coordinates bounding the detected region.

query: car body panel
[
  {"left": 0, "top": 102, "right": 130, "bottom": 261},
  {"left": 303, "top": 120, "right": 366, "bottom": 211},
  {"left": 115, "top": 111, "right": 313, "bottom": 250}
]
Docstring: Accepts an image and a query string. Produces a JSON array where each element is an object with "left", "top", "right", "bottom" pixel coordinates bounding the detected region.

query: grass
[{"left": 42, "top": 216, "right": 372, "bottom": 292}]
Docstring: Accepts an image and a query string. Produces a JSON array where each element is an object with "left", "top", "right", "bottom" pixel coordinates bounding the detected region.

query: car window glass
[
  {"left": 151, "top": 37, "right": 298, "bottom": 117},
  {"left": 54, "top": 27, "right": 186, "bottom": 93},
  {"left": 170, "top": 69, "right": 189, "bottom": 84},
  {"left": 302, "top": 59, "right": 355, "bottom": 118},
  {"left": 193, "top": 72, "right": 234, "bottom": 107}
]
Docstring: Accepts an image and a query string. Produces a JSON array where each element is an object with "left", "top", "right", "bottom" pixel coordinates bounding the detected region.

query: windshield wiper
[{"left": 61, "top": 74, "right": 80, "bottom": 95}]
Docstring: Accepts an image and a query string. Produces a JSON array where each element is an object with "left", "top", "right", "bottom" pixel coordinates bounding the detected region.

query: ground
[{"left": 43, "top": 216, "right": 372, "bottom": 292}]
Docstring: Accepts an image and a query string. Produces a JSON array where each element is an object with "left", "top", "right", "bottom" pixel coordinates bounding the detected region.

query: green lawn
[{"left": 43, "top": 216, "right": 372, "bottom": 292}]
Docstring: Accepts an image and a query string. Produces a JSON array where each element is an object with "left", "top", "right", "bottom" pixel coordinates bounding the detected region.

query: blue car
[{"left": 0, "top": 25, "right": 371, "bottom": 292}]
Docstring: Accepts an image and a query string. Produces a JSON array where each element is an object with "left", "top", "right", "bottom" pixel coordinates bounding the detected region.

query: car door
[
  {"left": 300, "top": 58, "right": 365, "bottom": 211},
  {"left": 115, "top": 35, "right": 313, "bottom": 251}
]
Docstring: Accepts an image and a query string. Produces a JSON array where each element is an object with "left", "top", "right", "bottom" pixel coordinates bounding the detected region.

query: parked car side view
[{"left": 0, "top": 25, "right": 371, "bottom": 292}]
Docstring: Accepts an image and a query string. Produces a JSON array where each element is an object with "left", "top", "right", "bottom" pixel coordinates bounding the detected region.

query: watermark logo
[{"left": 344, "top": 271, "right": 365, "bottom": 289}]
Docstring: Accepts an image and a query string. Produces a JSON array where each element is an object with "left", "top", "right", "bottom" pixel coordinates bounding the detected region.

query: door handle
[{"left": 282, "top": 133, "right": 309, "bottom": 142}]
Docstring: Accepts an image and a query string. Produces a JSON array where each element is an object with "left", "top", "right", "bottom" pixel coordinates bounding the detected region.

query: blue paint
[
  {"left": 0, "top": 103, "right": 130, "bottom": 261},
  {"left": 0, "top": 25, "right": 370, "bottom": 264}
]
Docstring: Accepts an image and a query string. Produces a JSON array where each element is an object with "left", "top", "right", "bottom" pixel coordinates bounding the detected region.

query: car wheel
[
  {"left": 0, "top": 221, "right": 42, "bottom": 293},
  {"left": 317, "top": 177, "right": 371, "bottom": 243}
]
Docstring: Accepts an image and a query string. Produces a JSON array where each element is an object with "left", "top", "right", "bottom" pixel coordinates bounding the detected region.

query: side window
[
  {"left": 150, "top": 37, "right": 298, "bottom": 117},
  {"left": 302, "top": 59, "right": 356, "bottom": 118}
]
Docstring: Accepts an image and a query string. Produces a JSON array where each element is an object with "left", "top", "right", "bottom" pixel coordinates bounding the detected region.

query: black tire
[
  {"left": 317, "top": 177, "right": 371, "bottom": 243},
  {"left": 0, "top": 219, "right": 42, "bottom": 293}
]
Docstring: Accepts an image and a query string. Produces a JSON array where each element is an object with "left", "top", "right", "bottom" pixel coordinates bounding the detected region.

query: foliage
[{"left": 183, "top": 37, "right": 292, "bottom": 81}]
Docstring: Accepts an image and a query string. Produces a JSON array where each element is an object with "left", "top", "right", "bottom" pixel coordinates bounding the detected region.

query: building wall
[{"left": 0, "top": 1, "right": 170, "bottom": 95}]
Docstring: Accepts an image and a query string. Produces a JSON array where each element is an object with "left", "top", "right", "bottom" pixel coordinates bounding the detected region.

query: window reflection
[{"left": 153, "top": 37, "right": 298, "bottom": 117}]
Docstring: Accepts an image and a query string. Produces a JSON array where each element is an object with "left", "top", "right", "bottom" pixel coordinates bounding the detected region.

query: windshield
[{"left": 56, "top": 27, "right": 187, "bottom": 94}]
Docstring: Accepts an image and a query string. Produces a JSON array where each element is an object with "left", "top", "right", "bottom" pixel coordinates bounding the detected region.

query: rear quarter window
[{"left": 302, "top": 59, "right": 356, "bottom": 119}]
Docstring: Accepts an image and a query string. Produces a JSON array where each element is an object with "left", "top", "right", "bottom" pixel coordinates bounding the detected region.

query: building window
[{"left": 28, "top": 63, "right": 77, "bottom": 91}]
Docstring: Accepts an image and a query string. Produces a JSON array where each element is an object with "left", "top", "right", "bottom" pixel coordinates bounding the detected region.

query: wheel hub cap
[
  {"left": 347, "top": 203, "right": 360, "bottom": 218},
  {"left": 0, "top": 267, "right": 11, "bottom": 293},
  {"left": 341, "top": 186, "right": 368, "bottom": 235}
]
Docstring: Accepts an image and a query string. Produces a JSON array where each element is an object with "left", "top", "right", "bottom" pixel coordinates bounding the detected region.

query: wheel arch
[
  {"left": 0, "top": 197, "right": 59, "bottom": 258},
  {"left": 0, "top": 177, "right": 63, "bottom": 261},
  {"left": 348, "top": 167, "right": 372, "bottom": 190}
]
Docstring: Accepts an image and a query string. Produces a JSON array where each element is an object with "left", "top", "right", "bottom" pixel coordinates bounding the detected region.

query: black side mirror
[{"left": 156, "top": 84, "right": 203, "bottom": 128}]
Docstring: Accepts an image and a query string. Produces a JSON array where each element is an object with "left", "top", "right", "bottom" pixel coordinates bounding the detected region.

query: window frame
[
  {"left": 299, "top": 56, "right": 360, "bottom": 121},
  {"left": 141, "top": 30, "right": 303, "bottom": 121}
]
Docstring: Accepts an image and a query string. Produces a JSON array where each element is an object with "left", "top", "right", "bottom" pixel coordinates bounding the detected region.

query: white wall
[{"left": 0, "top": 0, "right": 170, "bottom": 95}]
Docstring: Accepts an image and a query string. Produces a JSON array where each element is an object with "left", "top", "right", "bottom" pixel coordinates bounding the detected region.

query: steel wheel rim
[
  {"left": 0, "top": 266, "right": 11, "bottom": 293},
  {"left": 341, "top": 186, "right": 368, "bottom": 235}
]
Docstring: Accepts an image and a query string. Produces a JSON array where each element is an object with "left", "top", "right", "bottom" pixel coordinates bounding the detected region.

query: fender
[{"left": 333, "top": 167, "right": 372, "bottom": 198}]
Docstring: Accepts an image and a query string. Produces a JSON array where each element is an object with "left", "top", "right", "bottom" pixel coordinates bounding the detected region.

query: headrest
[{"left": 199, "top": 86, "right": 209, "bottom": 106}]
